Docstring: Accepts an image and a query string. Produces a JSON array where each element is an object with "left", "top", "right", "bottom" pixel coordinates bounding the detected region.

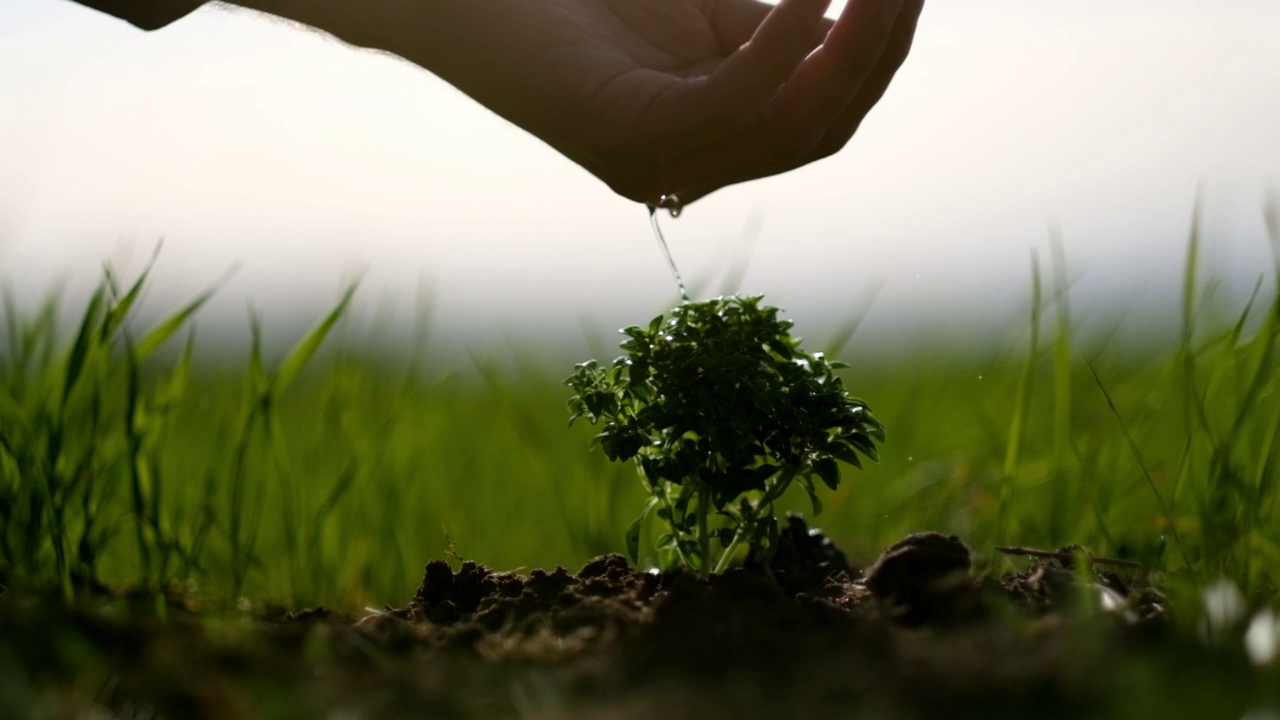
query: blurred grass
[{"left": 1, "top": 204, "right": 1279, "bottom": 616}]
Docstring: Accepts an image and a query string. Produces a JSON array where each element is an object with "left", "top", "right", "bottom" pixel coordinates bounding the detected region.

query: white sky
[{"left": 2, "top": 0, "right": 1278, "bottom": 358}]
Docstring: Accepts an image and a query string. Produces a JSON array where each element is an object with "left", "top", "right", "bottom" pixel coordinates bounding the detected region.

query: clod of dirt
[
  {"left": 385, "top": 538, "right": 1099, "bottom": 719},
  {"left": 747, "top": 513, "right": 856, "bottom": 596},
  {"left": 401, "top": 554, "right": 662, "bottom": 660},
  {"left": 865, "top": 532, "right": 981, "bottom": 625},
  {"left": 1000, "top": 548, "right": 1167, "bottom": 628}
]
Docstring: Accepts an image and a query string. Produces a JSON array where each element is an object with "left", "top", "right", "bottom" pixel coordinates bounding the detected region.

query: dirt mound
[
  {"left": 1, "top": 523, "right": 1169, "bottom": 719},
  {"left": 325, "top": 519, "right": 1158, "bottom": 719}
]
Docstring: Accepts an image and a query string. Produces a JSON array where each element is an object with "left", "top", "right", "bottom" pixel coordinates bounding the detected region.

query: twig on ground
[{"left": 995, "top": 545, "right": 1144, "bottom": 571}]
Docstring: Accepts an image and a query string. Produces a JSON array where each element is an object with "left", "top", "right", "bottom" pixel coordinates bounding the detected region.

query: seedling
[{"left": 566, "top": 296, "right": 883, "bottom": 578}]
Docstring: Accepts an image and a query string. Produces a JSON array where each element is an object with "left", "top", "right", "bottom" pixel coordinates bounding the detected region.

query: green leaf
[
  {"left": 750, "top": 464, "right": 781, "bottom": 488},
  {"left": 799, "top": 476, "right": 824, "bottom": 516},
  {"left": 830, "top": 443, "right": 864, "bottom": 469},
  {"left": 158, "top": 330, "right": 197, "bottom": 407},
  {"left": 865, "top": 419, "right": 886, "bottom": 443},
  {"left": 134, "top": 275, "right": 227, "bottom": 360},
  {"left": 273, "top": 283, "right": 358, "bottom": 395},
  {"left": 756, "top": 516, "right": 780, "bottom": 565},
  {"left": 625, "top": 497, "right": 661, "bottom": 562},
  {"left": 846, "top": 433, "right": 880, "bottom": 462},
  {"left": 814, "top": 457, "right": 841, "bottom": 491},
  {"left": 62, "top": 287, "right": 106, "bottom": 408},
  {"left": 101, "top": 252, "right": 157, "bottom": 341},
  {"left": 245, "top": 308, "right": 268, "bottom": 400}
]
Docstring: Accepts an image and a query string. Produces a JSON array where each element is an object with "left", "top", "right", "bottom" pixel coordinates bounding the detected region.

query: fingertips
[
  {"left": 763, "top": 0, "right": 912, "bottom": 150},
  {"left": 810, "top": 0, "right": 924, "bottom": 159},
  {"left": 751, "top": 0, "right": 834, "bottom": 56},
  {"left": 886, "top": 0, "right": 925, "bottom": 67},
  {"left": 825, "top": 0, "right": 909, "bottom": 62},
  {"left": 650, "top": 0, "right": 927, "bottom": 206},
  {"left": 708, "top": 0, "right": 784, "bottom": 52},
  {"left": 710, "top": 0, "right": 834, "bottom": 53},
  {"left": 703, "top": 0, "right": 833, "bottom": 119}
]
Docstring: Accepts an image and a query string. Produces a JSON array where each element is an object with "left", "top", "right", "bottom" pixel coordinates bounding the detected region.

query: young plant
[{"left": 566, "top": 296, "right": 884, "bottom": 578}]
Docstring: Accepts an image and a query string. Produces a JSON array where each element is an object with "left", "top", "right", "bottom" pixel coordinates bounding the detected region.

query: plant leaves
[
  {"left": 625, "top": 497, "right": 661, "bottom": 562},
  {"left": 813, "top": 457, "right": 841, "bottom": 491},
  {"left": 134, "top": 276, "right": 226, "bottom": 360},
  {"left": 273, "top": 283, "right": 358, "bottom": 396},
  {"left": 564, "top": 295, "right": 884, "bottom": 577}
]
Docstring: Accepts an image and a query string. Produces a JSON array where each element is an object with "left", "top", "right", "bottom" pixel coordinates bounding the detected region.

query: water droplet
[{"left": 659, "top": 193, "right": 683, "bottom": 219}]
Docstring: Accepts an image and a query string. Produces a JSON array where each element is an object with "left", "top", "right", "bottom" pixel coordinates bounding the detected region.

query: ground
[{"left": 6, "top": 516, "right": 1241, "bottom": 720}]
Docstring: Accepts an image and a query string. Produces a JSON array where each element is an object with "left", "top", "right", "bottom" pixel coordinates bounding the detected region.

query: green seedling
[{"left": 566, "top": 296, "right": 884, "bottom": 578}]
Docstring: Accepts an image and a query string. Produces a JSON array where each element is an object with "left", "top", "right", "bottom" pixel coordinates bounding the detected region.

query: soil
[{"left": 0, "top": 518, "right": 1180, "bottom": 719}]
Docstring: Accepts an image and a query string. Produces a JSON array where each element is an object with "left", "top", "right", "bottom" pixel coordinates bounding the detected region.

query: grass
[
  {"left": 0, "top": 205, "right": 1278, "bottom": 625},
  {"left": 2, "top": 208, "right": 1280, "bottom": 718}
]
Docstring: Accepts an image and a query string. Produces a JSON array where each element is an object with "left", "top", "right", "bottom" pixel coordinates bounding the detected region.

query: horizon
[{"left": 2, "top": 0, "right": 1278, "bottom": 362}]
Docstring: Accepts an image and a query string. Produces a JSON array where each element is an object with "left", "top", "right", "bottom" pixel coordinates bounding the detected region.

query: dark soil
[{"left": 0, "top": 520, "right": 1189, "bottom": 720}]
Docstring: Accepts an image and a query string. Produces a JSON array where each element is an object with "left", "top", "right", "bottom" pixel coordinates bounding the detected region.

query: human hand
[
  {"left": 395, "top": 0, "right": 924, "bottom": 208},
  {"left": 189, "top": 0, "right": 921, "bottom": 208}
]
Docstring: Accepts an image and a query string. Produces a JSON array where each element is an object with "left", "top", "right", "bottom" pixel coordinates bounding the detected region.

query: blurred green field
[{"left": 2, "top": 211, "right": 1279, "bottom": 620}]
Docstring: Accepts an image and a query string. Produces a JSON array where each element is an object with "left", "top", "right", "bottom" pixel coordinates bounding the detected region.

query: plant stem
[
  {"left": 697, "top": 485, "right": 711, "bottom": 580},
  {"left": 712, "top": 468, "right": 797, "bottom": 576},
  {"left": 713, "top": 525, "right": 748, "bottom": 576}
]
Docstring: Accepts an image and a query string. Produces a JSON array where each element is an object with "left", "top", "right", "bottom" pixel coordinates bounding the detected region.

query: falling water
[{"left": 647, "top": 194, "right": 689, "bottom": 303}]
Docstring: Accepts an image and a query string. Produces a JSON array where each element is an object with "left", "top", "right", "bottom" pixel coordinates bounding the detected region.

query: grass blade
[
  {"left": 273, "top": 283, "right": 358, "bottom": 396},
  {"left": 133, "top": 270, "right": 232, "bottom": 360},
  {"left": 997, "top": 250, "right": 1043, "bottom": 543},
  {"left": 1083, "top": 356, "right": 1192, "bottom": 572},
  {"left": 61, "top": 287, "right": 106, "bottom": 409}
]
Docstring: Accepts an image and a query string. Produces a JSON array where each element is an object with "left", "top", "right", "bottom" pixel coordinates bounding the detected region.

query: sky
[{"left": 2, "top": 0, "right": 1278, "bottom": 361}]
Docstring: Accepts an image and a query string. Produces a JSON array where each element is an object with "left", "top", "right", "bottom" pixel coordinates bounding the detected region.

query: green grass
[{"left": 1, "top": 205, "right": 1279, "bottom": 622}]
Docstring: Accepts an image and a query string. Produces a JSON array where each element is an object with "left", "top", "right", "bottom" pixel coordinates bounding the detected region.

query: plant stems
[
  {"left": 712, "top": 468, "right": 797, "bottom": 576},
  {"left": 713, "top": 525, "right": 748, "bottom": 576},
  {"left": 697, "top": 486, "right": 711, "bottom": 580}
]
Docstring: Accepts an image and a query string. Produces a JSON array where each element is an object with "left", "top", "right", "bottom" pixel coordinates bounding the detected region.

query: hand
[
  {"left": 387, "top": 0, "right": 925, "bottom": 207},
  {"left": 213, "top": 0, "right": 922, "bottom": 207}
]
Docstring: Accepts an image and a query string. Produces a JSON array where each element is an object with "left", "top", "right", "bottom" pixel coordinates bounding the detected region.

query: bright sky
[{"left": 2, "top": 0, "right": 1278, "bottom": 358}]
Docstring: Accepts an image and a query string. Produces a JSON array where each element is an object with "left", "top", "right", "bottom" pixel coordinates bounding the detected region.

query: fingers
[
  {"left": 708, "top": 0, "right": 782, "bottom": 51},
  {"left": 637, "top": 0, "right": 832, "bottom": 191},
  {"left": 682, "top": 0, "right": 833, "bottom": 133},
  {"left": 709, "top": 0, "right": 832, "bottom": 106},
  {"left": 810, "top": 0, "right": 924, "bottom": 159},
  {"left": 765, "top": 0, "right": 911, "bottom": 153},
  {"left": 708, "top": 0, "right": 833, "bottom": 53},
  {"left": 656, "top": 0, "right": 924, "bottom": 201}
]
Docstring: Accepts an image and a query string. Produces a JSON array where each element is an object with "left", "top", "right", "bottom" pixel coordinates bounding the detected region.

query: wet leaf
[{"left": 814, "top": 457, "right": 841, "bottom": 492}]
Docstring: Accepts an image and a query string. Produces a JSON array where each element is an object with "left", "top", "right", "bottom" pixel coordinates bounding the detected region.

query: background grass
[{"left": 1, "top": 206, "right": 1279, "bottom": 620}]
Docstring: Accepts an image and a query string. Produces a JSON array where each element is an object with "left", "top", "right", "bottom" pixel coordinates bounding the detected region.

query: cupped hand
[{"left": 404, "top": 0, "right": 925, "bottom": 207}]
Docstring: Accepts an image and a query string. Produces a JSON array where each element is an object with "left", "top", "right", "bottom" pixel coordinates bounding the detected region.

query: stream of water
[{"left": 648, "top": 195, "right": 690, "bottom": 303}]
